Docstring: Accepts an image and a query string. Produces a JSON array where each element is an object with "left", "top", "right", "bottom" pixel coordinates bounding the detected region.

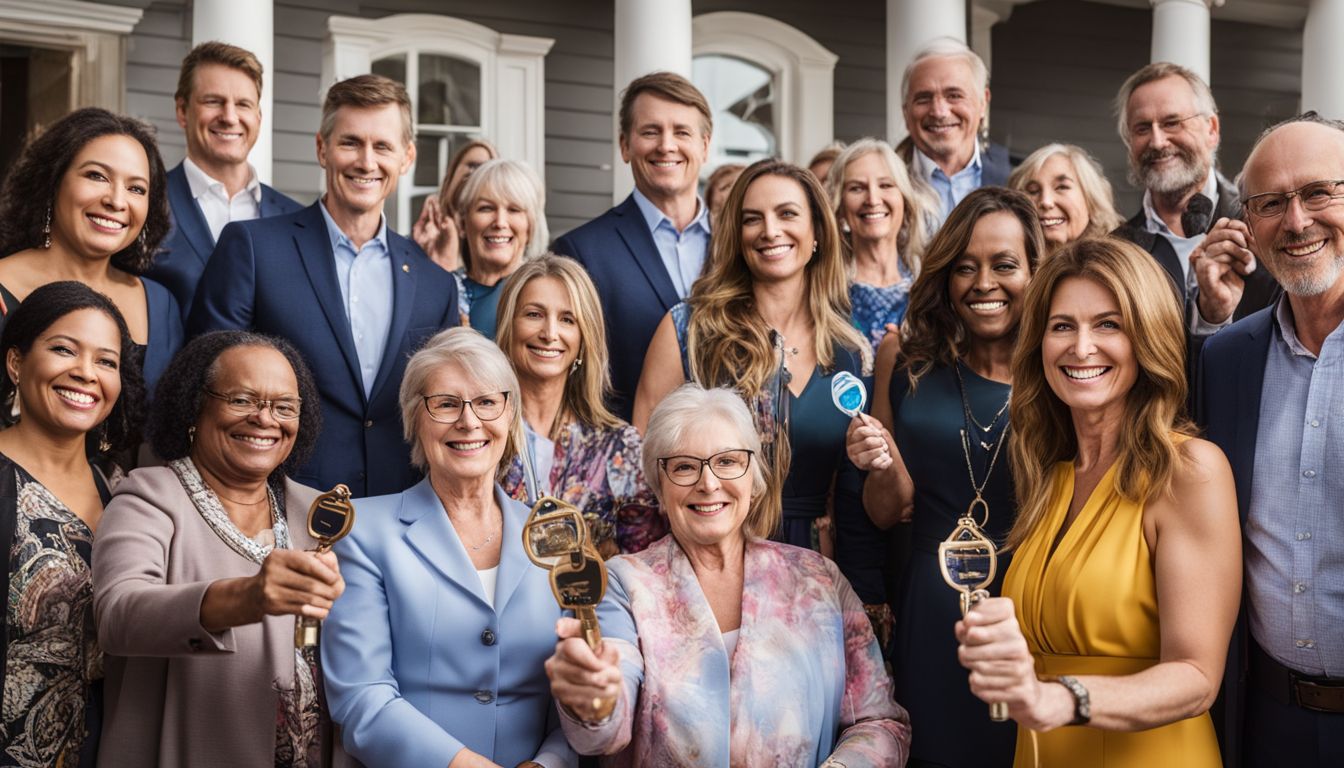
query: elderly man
[
  {"left": 897, "top": 38, "right": 1010, "bottom": 225},
  {"left": 148, "top": 42, "right": 302, "bottom": 319},
  {"left": 1199, "top": 113, "right": 1344, "bottom": 768},
  {"left": 552, "top": 72, "right": 712, "bottom": 420},
  {"left": 189, "top": 75, "right": 458, "bottom": 496},
  {"left": 1113, "top": 62, "right": 1278, "bottom": 333}
]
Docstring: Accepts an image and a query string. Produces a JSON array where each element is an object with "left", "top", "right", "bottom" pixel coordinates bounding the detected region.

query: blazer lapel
[
  {"left": 1232, "top": 314, "right": 1272, "bottom": 524},
  {"left": 259, "top": 185, "right": 287, "bottom": 217},
  {"left": 167, "top": 164, "right": 215, "bottom": 263},
  {"left": 490, "top": 488, "right": 530, "bottom": 614},
  {"left": 369, "top": 239, "right": 417, "bottom": 403},
  {"left": 399, "top": 480, "right": 490, "bottom": 606},
  {"left": 293, "top": 207, "right": 365, "bottom": 400},
  {"left": 613, "top": 196, "right": 681, "bottom": 310}
]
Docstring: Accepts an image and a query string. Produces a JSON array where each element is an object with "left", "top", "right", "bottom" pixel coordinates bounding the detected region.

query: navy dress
[{"left": 890, "top": 361, "right": 1016, "bottom": 768}]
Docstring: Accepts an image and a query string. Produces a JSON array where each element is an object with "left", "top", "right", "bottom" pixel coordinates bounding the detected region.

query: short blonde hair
[
  {"left": 1008, "top": 143, "right": 1124, "bottom": 246},
  {"left": 398, "top": 327, "right": 523, "bottom": 474},
  {"left": 456, "top": 158, "right": 549, "bottom": 260},
  {"left": 641, "top": 385, "right": 775, "bottom": 539},
  {"left": 828, "top": 137, "right": 935, "bottom": 279}
]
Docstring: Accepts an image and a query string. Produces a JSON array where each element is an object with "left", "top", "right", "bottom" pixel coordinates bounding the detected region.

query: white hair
[
  {"left": 456, "top": 158, "right": 549, "bottom": 258},
  {"left": 900, "top": 37, "right": 989, "bottom": 105}
]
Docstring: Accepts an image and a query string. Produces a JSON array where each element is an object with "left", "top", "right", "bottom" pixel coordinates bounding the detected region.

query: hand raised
[{"left": 544, "top": 617, "right": 622, "bottom": 722}]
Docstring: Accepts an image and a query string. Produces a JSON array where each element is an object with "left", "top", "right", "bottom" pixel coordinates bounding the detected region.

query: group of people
[{"left": 0, "top": 27, "right": 1338, "bottom": 768}]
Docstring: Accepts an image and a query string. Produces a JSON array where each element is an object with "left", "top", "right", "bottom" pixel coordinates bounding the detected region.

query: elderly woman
[
  {"left": 0, "top": 107, "right": 181, "bottom": 393},
  {"left": 829, "top": 138, "right": 935, "bottom": 351},
  {"left": 545, "top": 384, "right": 910, "bottom": 766},
  {"left": 412, "top": 139, "right": 498, "bottom": 273},
  {"left": 496, "top": 255, "right": 666, "bottom": 556},
  {"left": 1007, "top": 143, "right": 1122, "bottom": 255},
  {"left": 454, "top": 158, "right": 548, "bottom": 337},
  {"left": 93, "top": 330, "right": 341, "bottom": 766},
  {"left": 0, "top": 282, "right": 144, "bottom": 766},
  {"left": 957, "top": 237, "right": 1239, "bottom": 767},
  {"left": 322, "top": 327, "right": 575, "bottom": 768}
]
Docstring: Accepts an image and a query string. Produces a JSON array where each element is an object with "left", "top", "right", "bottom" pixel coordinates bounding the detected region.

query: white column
[
  {"left": 887, "top": 0, "right": 966, "bottom": 144},
  {"left": 1303, "top": 0, "right": 1344, "bottom": 119},
  {"left": 612, "top": 0, "right": 692, "bottom": 202},
  {"left": 193, "top": 0, "right": 274, "bottom": 184},
  {"left": 1149, "top": 0, "right": 1222, "bottom": 85}
]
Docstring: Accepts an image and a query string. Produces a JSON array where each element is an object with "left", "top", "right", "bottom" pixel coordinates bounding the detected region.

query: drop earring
[
  {"left": 42, "top": 207, "right": 51, "bottom": 249},
  {"left": 187, "top": 426, "right": 196, "bottom": 444},
  {"left": 98, "top": 424, "right": 111, "bottom": 453},
  {"left": 571, "top": 358, "right": 583, "bottom": 375}
]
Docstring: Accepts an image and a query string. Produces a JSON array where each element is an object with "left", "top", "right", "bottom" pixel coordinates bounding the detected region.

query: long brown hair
[
  {"left": 897, "top": 186, "right": 1044, "bottom": 389},
  {"left": 1005, "top": 236, "right": 1194, "bottom": 550}
]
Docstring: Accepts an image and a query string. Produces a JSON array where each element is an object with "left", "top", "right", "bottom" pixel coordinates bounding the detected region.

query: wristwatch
[{"left": 1056, "top": 675, "right": 1091, "bottom": 726}]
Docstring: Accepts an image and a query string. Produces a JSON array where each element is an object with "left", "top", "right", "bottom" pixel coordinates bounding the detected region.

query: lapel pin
[{"left": 402, "top": 263, "right": 410, "bottom": 273}]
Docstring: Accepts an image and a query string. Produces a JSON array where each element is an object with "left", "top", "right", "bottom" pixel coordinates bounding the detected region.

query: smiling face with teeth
[
  {"left": 191, "top": 346, "right": 300, "bottom": 489},
  {"left": 507, "top": 276, "right": 581, "bottom": 387},
  {"left": 317, "top": 103, "right": 415, "bottom": 225},
  {"left": 947, "top": 210, "right": 1031, "bottom": 345},
  {"left": 8, "top": 308, "right": 122, "bottom": 440},
  {"left": 1124, "top": 75, "right": 1218, "bottom": 197},
  {"left": 657, "top": 415, "right": 755, "bottom": 551},
  {"left": 51, "top": 134, "right": 151, "bottom": 260},
  {"left": 620, "top": 93, "right": 709, "bottom": 206},
  {"left": 1021, "top": 154, "right": 1089, "bottom": 249},
  {"left": 463, "top": 192, "right": 531, "bottom": 282},
  {"left": 1041, "top": 277, "right": 1138, "bottom": 419},
  {"left": 176, "top": 63, "right": 261, "bottom": 178},
  {"left": 416, "top": 361, "right": 513, "bottom": 487},
  {"left": 839, "top": 151, "right": 906, "bottom": 249},
  {"left": 739, "top": 174, "right": 817, "bottom": 285},
  {"left": 902, "top": 55, "right": 988, "bottom": 174}
]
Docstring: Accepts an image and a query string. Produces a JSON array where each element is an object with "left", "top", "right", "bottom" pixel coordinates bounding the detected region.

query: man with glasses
[
  {"left": 1199, "top": 113, "right": 1344, "bottom": 768},
  {"left": 1113, "top": 62, "right": 1278, "bottom": 332}
]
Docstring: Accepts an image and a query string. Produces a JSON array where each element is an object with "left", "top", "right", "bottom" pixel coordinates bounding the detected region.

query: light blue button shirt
[
  {"left": 319, "top": 201, "right": 393, "bottom": 397},
  {"left": 912, "top": 144, "right": 983, "bottom": 227},
  {"left": 630, "top": 187, "right": 711, "bottom": 299},
  {"left": 1246, "top": 297, "right": 1344, "bottom": 676}
]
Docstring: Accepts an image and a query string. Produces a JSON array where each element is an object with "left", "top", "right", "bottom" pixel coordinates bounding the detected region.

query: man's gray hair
[
  {"left": 1236, "top": 111, "right": 1344, "bottom": 201},
  {"left": 1114, "top": 62, "right": 1218, "bottom": 147},
  {"left": 900, "top": 37, "right": 989, "bottom": 105}
]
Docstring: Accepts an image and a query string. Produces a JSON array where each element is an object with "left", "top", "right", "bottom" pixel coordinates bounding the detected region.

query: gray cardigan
[{"left": 92, "top": 465, "right": 320, "bottom": 767}]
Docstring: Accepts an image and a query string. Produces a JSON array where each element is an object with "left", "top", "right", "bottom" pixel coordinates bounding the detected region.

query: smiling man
[
  {"left": 148, "top": 43, "right": 302, "bottom": 319},
  {"left": 898, "top": 38, "right": 1010, "bottom": 226},
  {"left": 552, "top": 72, "right": 712, "bottom": 420},
  {"left": 189, "top": 75, "right": 459, "bottom": 496}
]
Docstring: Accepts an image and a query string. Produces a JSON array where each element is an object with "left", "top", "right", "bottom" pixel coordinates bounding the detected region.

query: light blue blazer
[{"left": 321, "top": 480, "right": 575, "bottom": 767}]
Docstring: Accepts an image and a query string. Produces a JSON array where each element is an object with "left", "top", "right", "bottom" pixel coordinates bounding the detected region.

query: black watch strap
[{"left": 1057, "top": 675, "right": 1091, "bottom": 725}]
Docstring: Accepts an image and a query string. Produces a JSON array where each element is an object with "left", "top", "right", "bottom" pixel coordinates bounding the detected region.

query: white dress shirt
[{"left": 181, "top": 156, "right": 262, "bottom": 242}]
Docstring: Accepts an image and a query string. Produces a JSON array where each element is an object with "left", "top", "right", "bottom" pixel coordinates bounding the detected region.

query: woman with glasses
[
  {"left": 322, "top": 327, "right": 576, "bottom": 768},
  {"left": 93, "top": 330, "right": 343, "bottom": 765},
  {"left": 544, "top": 384, "right": 910, "bottom": 766}
]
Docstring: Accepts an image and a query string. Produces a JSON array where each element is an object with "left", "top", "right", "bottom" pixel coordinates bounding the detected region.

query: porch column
[
  {"left": 192, "top": 0, "right": 274, "bottom": 183},
  {"left": 612, "top": 0, "right": 692, "bottom": 202},
  {"left": 1149, "top": 0, "right": 1223, "bottom": 85},
  {"left": 1303, "top": 0, "right": 1344, "bottom": 118},
  {"left": 887, "top": 0, "right": 966, "bottom": 144}
]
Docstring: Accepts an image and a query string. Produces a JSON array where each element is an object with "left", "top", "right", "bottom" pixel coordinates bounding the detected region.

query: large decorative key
[
  {"left": 939, "top": 513, "right": 1008, "bottom": 722},
  {"left": 295, "top": 484, "right": 355, "bottom": 649}
]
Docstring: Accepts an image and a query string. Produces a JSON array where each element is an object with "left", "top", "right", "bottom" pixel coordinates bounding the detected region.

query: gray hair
[
  {"left": 827, "top": 137, "right": 936, "bottom": 279},
  {"left": 1007, "top": 142, "right": 1124, "bottom": 241},
  {"left": 900, "top": 37, "right": 989, "bottom": 106},
  {"left": 641, "top": 384, "right": 774, "bottom": 539},
  {"left": 456, "top": 158, "right": 550, "bottom": 259},
  {"left": 398, "top": 327, "right": 523, "bottom": 472},
  {"left": 1114, "top": 62, "right": 1218, "bottom": 147},
  {"left": 1237, "top": 111, "right": 1344, "bottom": 201}
]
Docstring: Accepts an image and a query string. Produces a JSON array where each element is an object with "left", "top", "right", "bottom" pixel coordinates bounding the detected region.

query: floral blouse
[
  {"left": 501, "top": 421, "right": 666, "bottom": 555},
  {"left": 561, "top": 536, "right": 911, "bottom": 767}
]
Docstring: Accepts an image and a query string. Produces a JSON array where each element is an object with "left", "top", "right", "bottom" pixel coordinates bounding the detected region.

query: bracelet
[{"left": 1056, "top": 675, "right": 1091, "bottom": 726}]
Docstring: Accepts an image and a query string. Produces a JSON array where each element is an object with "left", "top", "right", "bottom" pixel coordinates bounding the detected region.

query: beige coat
[{"left": 92, "top": 465, "right": 320, "bottom": 767}]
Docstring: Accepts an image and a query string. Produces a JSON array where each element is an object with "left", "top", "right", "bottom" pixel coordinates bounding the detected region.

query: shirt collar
[
  {"left": 182, "top": 156, "right": 261, "bottom": 203},
  {"left": 1273, "top": 295, "right": 1319, "bottom": 359},
  {"left": 630, "top": 186, "right": 711, "bottom": 236},
  {"left": 1141, "top": 170, "right": 1219, "bottom": 237},
  {"left": 317, "top": 199, "right": 388, "bottom": 253},
  {"left": 912, "top": 142, "right": 982, "bottom": 182}
]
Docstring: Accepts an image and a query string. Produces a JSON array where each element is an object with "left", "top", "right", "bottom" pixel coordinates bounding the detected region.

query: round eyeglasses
[
  {"left": 203, "top": 389, "right": 302, "bottom": 421},
  {"left": 1243, "top": 180, "right": 1344, "bottom": 219},
  {"left": 658, "top": 449, "right": 754, "bottom": 487},
  {"left": 421, "top": 391, "right": 510, "bottom": 423}
]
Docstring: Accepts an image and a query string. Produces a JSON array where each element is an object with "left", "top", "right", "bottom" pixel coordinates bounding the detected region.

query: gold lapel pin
[{"left": 402, "top": 263, "right": 410, "bottom": 273}]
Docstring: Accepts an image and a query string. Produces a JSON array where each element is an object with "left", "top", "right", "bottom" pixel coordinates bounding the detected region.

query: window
[
  {"left": 693, "top": 54, "right": 777, "bottom": 170},
  {"left": 324, "top": 14, "right": 554, "bottom": 233}
]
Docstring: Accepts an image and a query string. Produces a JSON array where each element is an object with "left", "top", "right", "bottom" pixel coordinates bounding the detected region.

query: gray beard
[
  {"left": 1271, "top": 252, "right": 1344, "bottom": 297},
  {"left": 1129, "top": 154, "right": 1211, "bottom": 197}
]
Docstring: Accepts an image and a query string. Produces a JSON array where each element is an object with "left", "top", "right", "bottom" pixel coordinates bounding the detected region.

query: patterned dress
[
  {"left": 849, "top": 276, "right": 912, "bottom": 354},
  {"left": 3, "top": 459, "right": 109, "bottom": 767},
  {"left": 501, "top": 421, "right": 666, "bottom": 555}
]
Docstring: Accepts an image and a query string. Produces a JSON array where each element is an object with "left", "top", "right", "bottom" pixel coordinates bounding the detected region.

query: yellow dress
[{"left": 1001, "top": 460, "right": 1221, "bottom": 768}]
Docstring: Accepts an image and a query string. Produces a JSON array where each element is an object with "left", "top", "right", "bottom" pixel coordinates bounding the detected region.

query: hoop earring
[{"left": 42, "top": 207, "right": 51, "bottom": 249}]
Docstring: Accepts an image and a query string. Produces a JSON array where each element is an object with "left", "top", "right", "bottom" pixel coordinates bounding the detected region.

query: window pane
[
  {"left": 692, "top": 55, "right": 776, "bottom": 171},
  {"left": 418, "top": 54, "right": 480, "bottom": 126},
  {"left": 372, "top": 55, "right": 406, "bottom": 85},
  {"left": 414, "top": 134, "right": 445, "bottom": 188}
]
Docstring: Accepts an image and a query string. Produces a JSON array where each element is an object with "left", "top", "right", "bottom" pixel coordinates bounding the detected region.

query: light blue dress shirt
[
  {"left": 319, "top": 201, "right": 393, "bottom": 397},
  {"left": 630, "top": 187, "right": 711, "bottom": 298},
  {"left": 912, "top": 144, "right": 983, "bottom": 227},
  {"left": 1246, "top": 297, "right": 1344, "bottom": 677}
]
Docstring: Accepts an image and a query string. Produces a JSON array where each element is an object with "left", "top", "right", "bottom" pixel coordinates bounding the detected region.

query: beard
[
  {"left": 1265, "top": 229, "right": 1344, "bottom": 297},
  {"left": 1129, "top": 145, "right": 1211, "bottom": 196}
]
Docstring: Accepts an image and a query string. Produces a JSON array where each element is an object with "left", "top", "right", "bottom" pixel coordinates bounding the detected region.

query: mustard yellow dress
[{"left": 1001, "top": 461, "right": 1221, "bottom": 768}]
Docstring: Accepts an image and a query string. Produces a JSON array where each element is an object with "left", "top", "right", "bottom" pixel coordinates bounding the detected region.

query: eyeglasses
[
  {"left": 1243, "top": 180, "right": 1344, "bottom": 219},
  {"left": 421, "top": 391, "right": 510, "bottom": 423},
  {"left": 203, "top": 389, "right": 302, "bottom": 421},
  {"left": 1129, "top": 113, "right": 1206, "bottom": 140},
  {"left": 658, "top": 450, "right": 754, "bottom": 486}
]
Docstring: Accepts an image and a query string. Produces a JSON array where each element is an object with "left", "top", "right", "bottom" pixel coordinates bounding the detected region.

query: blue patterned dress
[{"left": 850, "top": 277, "right": 912, "bottom": 354}]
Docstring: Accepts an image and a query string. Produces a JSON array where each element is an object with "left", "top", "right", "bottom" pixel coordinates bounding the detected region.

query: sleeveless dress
[
  {"left": 890, "top": 362, "right": 1016, "bottom": 767},
  {"left": 1002, "top": 459, "right": 1221, "bottom": 768}
]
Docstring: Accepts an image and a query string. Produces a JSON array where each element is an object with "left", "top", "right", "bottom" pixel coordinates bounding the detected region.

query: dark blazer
[
  {"left": 552, "top": 194, "right": 690, "bottom": 420},
  {"left": 1196, "top": 306, "right": 1275, "bottom": 768},
  {"left": 148, "top": 163, "right": 303, "bottom": 320},
  {"left": 895, "top": 139, "right": 1013, "bottom": 189},
  {"left": 187, "top": 203, "right": 458, "bottom": 497}
]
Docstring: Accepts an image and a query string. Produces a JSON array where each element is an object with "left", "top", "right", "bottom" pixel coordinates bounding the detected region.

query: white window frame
[
  {"left": 322, "top": 13, "right": 554, "bottom": 232},
  {"left": 0, "top": 0, "right": 143, "bottom": 113},
  {"left": 692, "top": 12, "right": 838, "bottom": 165}
]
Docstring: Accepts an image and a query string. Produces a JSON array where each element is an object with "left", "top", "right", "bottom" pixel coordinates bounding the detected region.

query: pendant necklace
[
  {"left": 953, "top": 359, "right": 1011, "bottom": 528},
  {"left": 954, "top": 359, "right": 1010, "bottom": 451}
]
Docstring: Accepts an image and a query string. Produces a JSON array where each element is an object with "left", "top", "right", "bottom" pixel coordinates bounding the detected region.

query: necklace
[
  {"left": 953, "top": 359, "right": 1011, "bottom": 529},
  {"left": 206, "top": 486, "right": 269, "bottom": 506},
  {"left": 458, "top": 517, "right": 501, "bottom": 552},
  {"left": 954, "top": 360, "right": 1011, "bottom": 450}
]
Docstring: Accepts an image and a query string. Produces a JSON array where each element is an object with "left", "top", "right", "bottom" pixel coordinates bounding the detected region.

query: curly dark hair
[
  {"left": 148, "top": 331, "right": 322, "bottom": 483},
  {"left": 0, "top": 281, "right": 146, "bottom": 457},
  {"left": 0, "top": 107, "right": 170, "bottom": 274}
]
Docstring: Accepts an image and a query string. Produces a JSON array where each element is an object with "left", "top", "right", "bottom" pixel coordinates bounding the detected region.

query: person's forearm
[
  {"left": 861, "top": 462, "right": 913, "bottom": 529},
  {"left": 199, "top": 577, "right": 261, "bottom": 633},
  {"left": 1044, "top": 660, "right": 1217, "bottom": 732}
]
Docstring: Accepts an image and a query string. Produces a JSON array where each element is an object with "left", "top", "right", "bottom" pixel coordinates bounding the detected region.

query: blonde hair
[
  {"left": 828, "top": 137, "right": 935, "bottom": 279},
  {"left": 398, "top": 327, "right": 524, "bottom": 475},
  {"left": 456, "top": 158, "right": 549, "bottom": 262},
  {"left": 1008, "top": 143, "right": 1123, "bottom": 247},
  {"left": 641, "top": 384, "right": 775, "bottom": 539},
  {"left": 1006, "top": 236, "right": 1194, "bottom": 550},
  {"left": 494, "top": 255, "right": 622, "bottom": 438}
]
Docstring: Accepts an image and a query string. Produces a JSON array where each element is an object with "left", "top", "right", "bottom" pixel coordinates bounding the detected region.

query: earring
[
  {"left": 187, "top": 425, "right": 196, "bottom": 444},
  {"left": 7, "top": 391, "right": 18, "bottom": 421},
  {"left": 98, "top": 423, "right": 111, "bottom": 453},
  {"left": 812, "top": 241, "right": 819, "bottom": 253},
  {"left": 571, "top": 358, "right": 583, "bottom": 375},
  {"left": 42, "top": 207, "right": 51, "bottom": 249}
]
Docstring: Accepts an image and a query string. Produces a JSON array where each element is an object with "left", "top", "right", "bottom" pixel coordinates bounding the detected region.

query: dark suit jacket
[
  {"left": 149, "top": 162, "right": 303, "bottom": 320},
  {"left": 552, "top": 194, "right": 692, "bottom": 420},
  {"left": 1196, "top": 306, "right": 1275, "bottom": 768},
  {"left": 895, "top": 139, "right": 1013, "bottom": 189},
  {"left": 187, "top": 203, "right": 459, "bottom": 497}
]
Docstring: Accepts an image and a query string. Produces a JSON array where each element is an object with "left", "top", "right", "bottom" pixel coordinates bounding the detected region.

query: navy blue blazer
[
  {"left": 982, "top": 142, "right": 1012, "bottom": 187},
  {"left": 552, "top": 194, "right": 692, "bottom": 420},
  {"left": 148, "top": 162, "right": 303, "bottom": 321},
  {"left": 1196, "top": 305, "right": 1274, "bottom": 768},
  {"left": 186, "top": 203, "right": 458, "bottom": 497}
]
